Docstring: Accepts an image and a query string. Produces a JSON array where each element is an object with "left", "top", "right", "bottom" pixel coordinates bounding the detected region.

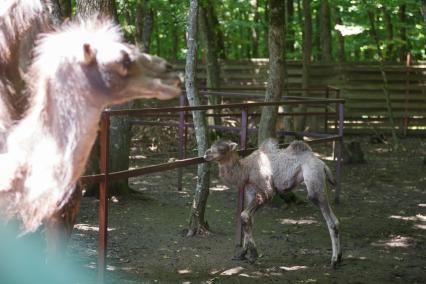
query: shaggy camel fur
[
  {"left": 0, "top": 17, "right": 181, "bottom": 236},
  {"left": 204, "top": 138, "right": 342, "bottom": 267}
]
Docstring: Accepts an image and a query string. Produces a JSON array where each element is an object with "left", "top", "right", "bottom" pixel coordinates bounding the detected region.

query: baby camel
[{"left": 204, "top": 138, "right": 342, "bottom": 267}]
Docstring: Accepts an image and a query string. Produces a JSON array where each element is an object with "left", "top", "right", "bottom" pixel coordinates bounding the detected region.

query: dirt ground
[{"left": 68, "top": 137, "right": 426, "bottom": 283}]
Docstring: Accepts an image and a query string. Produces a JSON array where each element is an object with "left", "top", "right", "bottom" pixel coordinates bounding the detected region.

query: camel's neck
[
  {"left": 7, "top": 68, "right": 102, "bottom": 185},
  {"left": 218, "top": 153, "right": 246, "bottom": 188}
]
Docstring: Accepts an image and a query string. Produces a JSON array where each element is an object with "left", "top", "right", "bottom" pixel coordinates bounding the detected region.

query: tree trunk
[
  {"left": 169, "top": 0, "right": 179, "bottom": 59},
  {"left": 382, "top": 7, "right": 394, "bottom": 61},
  {"left": 398, "top": 5, "right": 408, "bottom": 62},
  {"left": 258, "top": 0, "right": 285, "bottom": 145},
  {"left": 77, "top": 0, "right": 132, "bottom": 196},
  {"left": 313, "top": 4, "right": 321, "bottom": 61},
  {"left": 186, "top": 0, "right": 211, "bottom": 237},
  {"left": 204, "top": 1, "right": 226, "bottom": 59},
  {"left": 285, "top": 0, "right": 295, "bottom": 55},
  {"left": 49, "top": 0, "right": 63, "bottom": 26},
  {"left": 365, "top": 4, "right": 400, "bottom": 150},
  {"left": 294, "top": 0, "right": 312, "bottom": 132},
  {"left": 320, "top": 0, "right": 332, "bottom": 62},
  {"left": 263, "top": 0, "right": 269, "bottom": 56},
  {"left": 199, "top": 0, "right": 221, "bottom": 126},
  {"left": 422, "top": 1, "right": 426, "bottom": 36},
  {"left": 58, "top": 0, "right": 72, "bottom": 19},
  {"left": 76, "top": 0, "right": 118, "bottom": 21},
  {"left": 335, "top": 7, "right": 345, "bottom": 62},
  {"left": 199, "top": 1, "right": 220, "bottom": 91},
  {"left": 135, "top": 0, "right": 154, "bottom": 53},
  {"left": 155, "top": 19, "right": 161, "bottom": 55},
  {"left": 251, "top": 0, "right": 260, "bottom": 58}
]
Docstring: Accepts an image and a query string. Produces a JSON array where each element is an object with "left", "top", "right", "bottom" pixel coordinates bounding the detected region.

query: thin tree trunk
[
  {"left": 335, "top": 7, "right": 345, "bottom": 62},
  {"left": 199, "top": 1, "right": 220, "bottom": 91},
  {"left": 285, "top": 0, "right": 295, "bottom": 55},
  {"left": 205, "top": 2, "right": 226, "bottom": 59},
  {"left": 422, "top": 1, "right": 426, "bottom": 36},
  {"left": 155, "top": 18, "right": 161, "bottom": 55},
  {"left": 251, "top": 0, "right": 260, "bottom": 58},
  {"left": 314, "top": 4, "right": 321, "bottom": 61},
  {"left": 199, "top": 1, "right": 221, "bottom": 126},
  {"left": 135, "top": 0, "right": 154, "bottom": 53},
  {"left": 294, "top": 0, "right": 312, "bottom": 132},
  {"left": 49, "top": 0, "right": 62, "bottom": 26},
  {"left": 186, "top": 0, "right": 211, "bottom": 237},
  {"left": 263, "top": 0, "right": 269, "bottom": 56},
  {"left": 258, "top": 0, "right": 285, "bottom": 145},
  {"left": 58, "top": 0, "right": 72, "bottom": 18},
  {"left": 320, "top": 0, "right": 332, "bottom": 62},
  {"left": 76, "top": 0, "right": 118, "bottom": 21},
  {"left": 169, "top": 0, "right": 179, "bottom": 59},
  {"left": 398, "top": 4, "right": 408, "bottom": 62},
  {"left": 365, "top": 5, "right": 400, "bottom": 150},
  {"left": 382, "top": 7, "right": 394, "bottom": 61}
]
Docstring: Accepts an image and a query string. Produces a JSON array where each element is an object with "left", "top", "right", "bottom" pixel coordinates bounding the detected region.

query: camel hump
[
  {"left": 259, "top": 138, "right": 279, "bottom": 153},
  {"left": 288, "top": 140, "right": 312, "bottom": 153}
]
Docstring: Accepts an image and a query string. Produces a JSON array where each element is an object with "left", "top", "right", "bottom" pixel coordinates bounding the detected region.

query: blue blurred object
[{"left": 0, "top": 221, "right": 93, "bottom": 284}]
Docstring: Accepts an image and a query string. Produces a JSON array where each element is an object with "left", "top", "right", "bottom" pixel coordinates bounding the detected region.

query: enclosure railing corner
[{"left": 77, "top": 87, "right": 345, "bottom": 282}]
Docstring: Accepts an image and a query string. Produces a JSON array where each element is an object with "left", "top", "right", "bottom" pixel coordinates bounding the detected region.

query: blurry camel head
[{"left": 30, "top": 16, "right": 181, "bottom": 108}]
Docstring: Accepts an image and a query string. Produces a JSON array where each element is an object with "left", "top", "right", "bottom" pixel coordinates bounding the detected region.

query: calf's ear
[{"left": 229, "top": 142, "right": 239, "bottom": 151}]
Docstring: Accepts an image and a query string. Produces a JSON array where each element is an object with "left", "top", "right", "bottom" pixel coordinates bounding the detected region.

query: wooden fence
[{"left": 173, "top": 60, "right": 426, "bottom": 135}]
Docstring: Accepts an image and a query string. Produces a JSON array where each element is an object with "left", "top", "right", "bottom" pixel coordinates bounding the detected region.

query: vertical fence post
[
  {"left": 235, "top": 107, "right": 248, "bottom": 247},
  {"left": 240, "top": 107, "right": 248, "bottom": 149},
  {"left": 177, "top": 94, "right": 186, "bottom": 191},
  {"left": 334, "top": 103, "right": 344, "bottom": 205},
  {"left": 98, "top": 112, "right": 110, "bottom": 283}
]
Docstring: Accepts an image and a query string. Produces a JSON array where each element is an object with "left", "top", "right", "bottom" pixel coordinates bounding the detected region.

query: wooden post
[
  {"left": 98, "top": 112, "right": 110, "bottom": 283},
  {"left": 235, "top": 107, "right": 248, "bottom": 246},
  {"left": 324, "top": 86, "right": 329, "bottom": 133}
]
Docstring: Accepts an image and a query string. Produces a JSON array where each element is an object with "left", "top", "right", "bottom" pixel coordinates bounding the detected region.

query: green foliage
[{"left": 71, "top": 0, "right": 425, "bottom": 62}]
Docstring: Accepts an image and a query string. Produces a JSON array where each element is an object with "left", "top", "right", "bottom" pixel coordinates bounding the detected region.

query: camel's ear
[
  {"left": 83, "top": 43, "right": 96, "bottom": 65},
  {"left": 229, "top": 142, "right": 239, "bottom": 151}
]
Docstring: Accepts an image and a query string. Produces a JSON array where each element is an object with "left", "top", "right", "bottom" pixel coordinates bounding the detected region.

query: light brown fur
[{"left": 205, "top": 138, "right": 342, "bottom": 267}]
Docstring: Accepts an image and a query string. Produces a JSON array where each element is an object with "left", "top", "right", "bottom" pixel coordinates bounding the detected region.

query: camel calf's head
[{"left": 204, "top": 140, "right": 238, "bottom": 162}]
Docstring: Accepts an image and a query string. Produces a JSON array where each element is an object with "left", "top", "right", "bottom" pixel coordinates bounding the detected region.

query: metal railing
[{"left": 78, "top": 87, "right": 345, "bottom": 282}]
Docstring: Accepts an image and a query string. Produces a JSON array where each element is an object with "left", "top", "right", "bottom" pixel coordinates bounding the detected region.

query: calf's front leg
[{"left": 234, "top": 186, "right": 265, "bottom": 263}]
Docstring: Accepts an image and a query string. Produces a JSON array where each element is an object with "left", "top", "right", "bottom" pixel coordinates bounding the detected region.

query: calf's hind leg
[{"left": 307, "top": 184, "right": 341, "bottom": 268}]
